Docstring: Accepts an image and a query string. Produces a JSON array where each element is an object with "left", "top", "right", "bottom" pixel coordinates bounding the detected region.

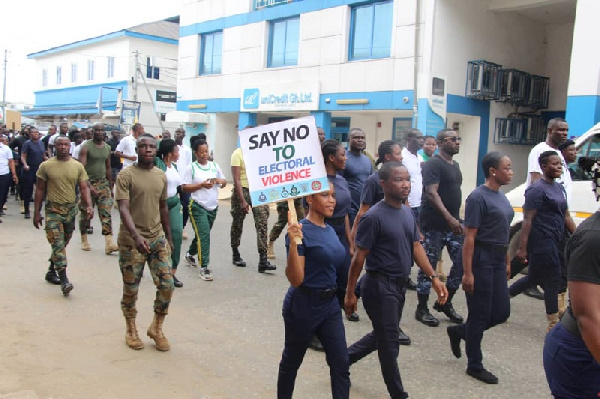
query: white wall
[
  {"left": 545, "top": 23, "right": 574, "bottom": 110},
  {"left": 208, "top": 113, "right": 239, "bottom": 180},
  {"left": 567, "top": 0, "right": 600, "bottom": 97}
]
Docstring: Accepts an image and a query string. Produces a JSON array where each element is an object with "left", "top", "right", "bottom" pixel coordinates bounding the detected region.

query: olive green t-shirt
[
  {"left": 115, "top": 165, "right": 167, "bottom": 245},
  {"left": 36, "top": 157, "right": 88, "bottom": 204},
  {"left": 83, "top": 141, "right": 111, "bottom": 180}
]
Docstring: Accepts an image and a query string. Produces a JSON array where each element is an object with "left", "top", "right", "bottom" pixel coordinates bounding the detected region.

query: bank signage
[
  {"left": 254, "top": 0, "right": 304, "bottom": 11},
  {"left": 155, "top": 90, "right": 177, "bottom": 114},
  {"left": 240, "top": 83, "right": 320, "bottom": 112}
]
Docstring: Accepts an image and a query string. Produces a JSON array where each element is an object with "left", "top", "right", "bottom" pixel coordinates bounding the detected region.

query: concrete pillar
[
  {"left": 238, "top": 112, "right": 257, "bottom": 129},
  {"left": 310, "top": 111, "right": 332, "bottom": 139}
]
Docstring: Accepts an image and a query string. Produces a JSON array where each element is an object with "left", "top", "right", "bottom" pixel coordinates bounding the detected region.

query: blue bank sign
[
  {"left": 241, "top": 83, "right": 320, "bottom": 112},
  {"left": 254, "top": 0, "right": 304, "bottom": 11}
]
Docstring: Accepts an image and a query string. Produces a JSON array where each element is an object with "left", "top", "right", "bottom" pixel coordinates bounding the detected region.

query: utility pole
[
  {"left": 2, "top": 50, "right": 7, "bottom": 125},
  {"left": 137, "top": 64, "right": 165, "bottom": 132},
  {"left": 132, "top": 50, "right": 139, "bottom": 101}
]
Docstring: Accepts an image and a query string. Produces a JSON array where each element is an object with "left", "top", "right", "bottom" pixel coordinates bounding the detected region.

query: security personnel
[{"left": 447, "top": 151, "right": 514, "bottom": 384}]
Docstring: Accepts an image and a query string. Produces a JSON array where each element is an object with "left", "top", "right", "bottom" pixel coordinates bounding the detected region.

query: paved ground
[{"left": 0, "top": 197, "right": 552, "bottom": 398}]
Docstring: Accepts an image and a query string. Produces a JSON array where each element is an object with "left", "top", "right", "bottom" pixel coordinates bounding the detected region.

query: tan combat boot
[
  {"left": 436, "top": 259, "right": 447, "bottom": 282},
  {"left": 557, "top": 292, "right": 567, "bottom": 318},
  {"left": 80, "top": 234, "right": 91, "bottom": 251},
  {"left": 147, "top": 313, "right": 170, "bottom": 351},
  {"left": 104, "top": 234, "right": 119, "bottom": 254},
  {"left": 546, "top": 313, "right": 559, "bottom": 333},
  {"left": 125, "top": 318, "right": 144, "bottom": 350},
  {"left": 267, "top": 240, "right": 276, "bottom": 260}
]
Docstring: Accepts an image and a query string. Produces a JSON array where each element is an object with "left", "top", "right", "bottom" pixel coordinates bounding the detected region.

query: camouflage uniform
[
  {"left": 417, "top": 229, "right": 464, "bottom": 295},
  {"left": 45, "top": 202, "right": 78, "bottom": 273},
  {"left": 269, "top": 199, "right": 305, "bottom": 242},
  {"left": 79, "top": 177, "right": 113, "bottom": 235},
  {"left": 119, "top": 236, "right": 174, "bottom": 318},
  {"left": 230, "top": 186, "right": 269, "bottom": 254}
]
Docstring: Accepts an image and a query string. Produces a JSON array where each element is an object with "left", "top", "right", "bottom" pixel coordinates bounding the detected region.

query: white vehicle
[{"left": 506, "top": 122, "right": 600, "bottom": 257}]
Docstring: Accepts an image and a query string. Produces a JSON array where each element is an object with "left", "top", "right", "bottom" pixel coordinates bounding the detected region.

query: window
[
  {"left": 87, "top": 60, "right": 95, "bottom": 81},
  {"left": 107, "top": 56, "right": 115, "bottom": 78},
  {"left": 200, "top": 31, "right": 223, "bottom": 75},
  {"left": 571, "top": 134, "right": 600, "bottom": 181},
  {"left": 349, "top": 1, "right": 393, "bottom": 60},
  {"left": 268, "top": 17, "right": 299, "bottom": 68},
  {"left": 42, "top": 69, "right": 48, "bottom": 87},
  {"left": 392, "top": 118, "right": 412, "bottom": 143},
  {"left": 147, "top": 57, "right": 160, "bottom": 79},
  {"left": 56, "top": 66, "right": 62, "bottom": 85},
  {"left": 71, "top": 63, "right": 77, "bottom": 83}
]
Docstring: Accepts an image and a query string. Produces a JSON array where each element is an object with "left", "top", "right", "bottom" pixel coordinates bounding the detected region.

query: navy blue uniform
[
  {"left": 359, "top": 171, "right": 383, "bottom": 206},
  {"left": 449, "top": 185, "right": 514, "bottom": 372},
  {"left": 348, "top": 201, "right": 419, "bottom": 399},
  {"left": 544, "top": 212, "right": 600, "bottom": 398},
  {"left": 341, "top": 151, "right": 373, "bottom": 225},
  {"left": 20, "top": 139, "right": 45, "bottom": 214},
  {"left": 509, "top": 179, "right": 567, "bottom": 314},
  {"left": 278, "top": 219, "right": 350, "bottom": 399}
]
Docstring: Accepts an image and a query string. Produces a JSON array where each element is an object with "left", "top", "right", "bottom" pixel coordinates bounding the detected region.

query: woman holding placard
[
  {"left": 278, "top": 180, "right": 350, "bottom": 399},
  {"left": 182, "top": 139, "right": 227, "bottom": 281}
]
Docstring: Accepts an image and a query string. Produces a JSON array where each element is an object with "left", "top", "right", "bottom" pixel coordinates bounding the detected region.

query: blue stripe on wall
[
  {"left": 565, "top": 95, "right": 600, "bottom": 138},
  {"left": 34, "top": 81, "right": 129, "bottom": 108}
]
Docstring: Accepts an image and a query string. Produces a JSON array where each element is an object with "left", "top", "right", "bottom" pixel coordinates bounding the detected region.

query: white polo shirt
[
  {"left": 182, "top": 161, "right": 225, "bottom": 211},
  {"left": 116, "top": 135, "right": 138, "bottom": 168},
  {"left": 401, "top": 147, "right": 424, "bottom": 208},
  {"left": 176, "top": 144, "right": 193, "bottom": 178},
  {"left": 0, "top": 143, "right": 13, "bottom": 175}
]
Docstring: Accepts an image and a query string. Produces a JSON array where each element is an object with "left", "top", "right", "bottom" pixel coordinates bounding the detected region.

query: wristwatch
[{"left": 427, "top": 274, "right": 439, "bottom": 281}]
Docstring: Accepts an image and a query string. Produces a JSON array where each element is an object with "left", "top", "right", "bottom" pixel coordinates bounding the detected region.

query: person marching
[
  {"left": 509, "top": 150, "right": 576, "bottom": 332},
  {"left": 21, "top": 127, "right": 47, "bottom": 219},
  {"left": 183, "top": 139, "right": 227, "bottom": 281},
  {"left": 77, "top": 123, "right": 119, "bottom": 254},
  {"left": 115, "top": 135, "right": 175, "bottom": 351},
  {"left": 345, "top": 161, "right": 447, "bottom": 399},
  {"left": 33, "top": 136, "right": 93, "bottom": 295},
  {"left": 277, "top": 181, "right": 350, "bottom": 399},
  {"left": 446, "top": 152, "right": 514, "bottom": 384},
  {"left": 155, "top": 138, "right": 184, "bottom": 288}
]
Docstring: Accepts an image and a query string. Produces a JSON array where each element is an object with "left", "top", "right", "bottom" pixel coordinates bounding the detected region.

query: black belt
[
  {"left": 560, "top": 309, "right": 581, "bottom": 338},
  {"left": 326, "top": 216, "right": 345, "bottom": 226},
  {"left": 296, "top": 285, "right": 336, "bottom": 300},
  {"left": 475, "top": 242, "right": 508, "bottom": 254},
  {"left": 366, "top": 270, "right": 408, "bottom": 287}
]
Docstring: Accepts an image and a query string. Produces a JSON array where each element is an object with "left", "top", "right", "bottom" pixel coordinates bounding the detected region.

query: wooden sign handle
[{"left": 287, "top": 198, "right": 302, "bottom": 244}]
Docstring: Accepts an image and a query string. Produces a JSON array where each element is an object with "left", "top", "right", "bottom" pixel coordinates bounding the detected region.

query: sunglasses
[{"left": 443, "top": 136, "right": 462, "bottom": 142}]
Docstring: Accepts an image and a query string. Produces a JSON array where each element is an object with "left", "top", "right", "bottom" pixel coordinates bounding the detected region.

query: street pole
[
  {"left": 137, "top": 65, "right": 165, "bottom": 132},
  {"left": 132, "top": 50, "right": 139, "bottom": 102},
  {"left": 2, "top": 50, "right": 7, "bottom": 125}
]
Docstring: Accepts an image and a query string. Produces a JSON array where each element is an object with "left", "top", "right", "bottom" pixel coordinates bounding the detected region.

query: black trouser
[
  {"left": 0, "top": 173, "right": 10, "bottom": 209},
  {"left": 21, "top": 167, "right": 38, "bottom": 214},
  {"left": 557, "top": 230, "right": 570, "bottom": 294},
  {"left": 330, "top": 222, "right": 351, "bottom": 308},
  {"left": 348, "top": 272, "right": 408, "bottom": 399}
]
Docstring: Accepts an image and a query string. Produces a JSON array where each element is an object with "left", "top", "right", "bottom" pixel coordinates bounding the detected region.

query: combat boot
[
  {"left": 125, "top": 318, "right": 144, "bottom": 350},
  {"left": 267, "top": 240, "right": 276, "bottom": 260},
  {"left": 104, "top": 234, "right": 119, "bottom": 254},
  {"left": 232, "top": 247, "right": 246, "bottom": 267},
  {"left": 546, "top": 313, "right": 559, "bottom": 333},
  {"left": 58, "top": 269, "right": 73, "bottom": 295},
  {"left": 44, "top": 261, "right": 61, "bottom": 285},
  {"left": 258, "top": 253, "right": 276, "bottom": 273},
  {"left": 433, "top": 288, "right": 464, "bottom": 324},
  {"left": 81, "top": 234, "right": 91, "bottom": 251},
  {"left": 436, "top": 259, "right": 447, "bottom": 282},
  {"left": 147, "top": 313, "right": 170, "bottom": 351},
  {"left": 557, "top": 292, "right": 567, "bottom": 318},
  {"left": 415, "top": 293, "right": 439, "bottom": 327}
]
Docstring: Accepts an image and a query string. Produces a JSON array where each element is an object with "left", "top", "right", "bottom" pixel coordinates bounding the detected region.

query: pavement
[{"left": 0, "top": 196, "right": 552, "bottom": 398}]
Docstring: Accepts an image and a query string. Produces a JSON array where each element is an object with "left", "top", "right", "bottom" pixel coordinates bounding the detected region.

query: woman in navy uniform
[
  {"left": 446, "top": 151, "right": 514, "bottom": 384},
  {"left": 277, "top": 181, "right": 350, "bottom": 399}
]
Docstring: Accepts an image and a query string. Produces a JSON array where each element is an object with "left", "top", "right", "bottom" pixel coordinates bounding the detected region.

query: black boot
[
  {"left": 433, "top": 288, "right": 464, "bottom": 324},
  {"left": 45, "top": 261, "right": 61, "bottom": 285},
  {"left": 58, "top": 269, "right": 73, "bottom": 295},
  {"left": 415, "top": 293, "right": 439, "bottom": 327},
  {"left": 232, "top": 247, "right": 246, "bottom": 267},
  {"left": 258, "top": 253, "right": 276, "bottom": 273}
]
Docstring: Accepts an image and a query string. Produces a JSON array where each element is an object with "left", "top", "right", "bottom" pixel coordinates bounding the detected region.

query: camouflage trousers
[
  {"left": 269, "top": 198, "right": 305, "bottom": 242},
  {"left": 79, "top": 178, "right": 113, "bottom": 235},
  {"left": 230, "top": 186, "right": 269, "bottom": 254},
  {"left": 45, "top": 202, "right": 78, "bottom": 273},
  {"left": 417, "top": 229, "right": 464, "bottom": 295},
  {"left": 119, "top": 236, "right": 174, "bottom": 318}
]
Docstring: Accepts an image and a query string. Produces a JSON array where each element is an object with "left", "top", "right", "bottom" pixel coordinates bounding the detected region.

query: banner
[
  {"left": 238, "top": 116, "right": 328, "bottom": 206},
  {"left": 120, "top": 100, "right": 141, "bottom": 125}
]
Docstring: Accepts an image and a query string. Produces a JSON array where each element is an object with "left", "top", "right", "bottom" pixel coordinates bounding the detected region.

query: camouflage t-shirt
[{"left": 36, "top": 157, "right": 88, "bottom": 204}]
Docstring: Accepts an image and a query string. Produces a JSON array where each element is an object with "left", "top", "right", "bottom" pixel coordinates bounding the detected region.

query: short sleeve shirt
[
  {"left": 524, "top": 179, "right": 567, "bottom": 252},
  {"left": 420, "top": 155, "right": 462, "bottom": 231},
  {"left": 327, "top": 174, "right": 351, "bottom": 220},
  {"left": 230, "top": 148, "right": 248, "bottom": 188},
  {"left": 22, "top": 140, "right": 45, "bottom": 170},
  {"left": 526, "top": 142, "right": 572, "bottom": 203},
  {"left": 567, "top": 212, "right": 600, "bottom": 284},
  {"left": 285, "top": 219, "right": 346, "bottom": 289},
  {"left": 342, "top": 151, "right": 374, "bottom": 213},
  {"left": 36, "top": 158, "right": 88, "bottom": 204},
  {"left": 115, "top": 165, "right": 167, "bottom": 246},
  {"left": 176, "top": 145, "right": 193, "bottom": 179},
  {"left": 401, "top": 147, "right": 424, "bottom": 208},
  {"left": 360, "top": 171, "right": 383, "bottom": 206},
  {"left": 82, "top": 141, "right": 111, "bottom": 180},
  {"left": 355, "top": 201, "right": 419, "bottom": 278},
  {"left": 0, "top": 143, "right": 13, "bottom": 175},
  {"left": 464, "top": 185, "right": 514, "bottom": 246},
  {"left": 182, "top": 161, "right": 225, "bottom": 211},
  {"left": 116, "top": 135, "right": 137, "bottom": 168}
]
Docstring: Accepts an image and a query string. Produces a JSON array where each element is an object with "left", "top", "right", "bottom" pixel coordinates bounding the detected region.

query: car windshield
[{"left": 569, "top": 133, "right": 600, "bottom": 181}]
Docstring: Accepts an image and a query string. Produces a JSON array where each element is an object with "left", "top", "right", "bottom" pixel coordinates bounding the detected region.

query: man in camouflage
[
  {"left": 78, "top": 123, "right": 119, "bottom": 254},
  {"left": 34, "top": 136, "right": 93, "bottom": 295},
  {"left": 116, "top": 134, "right": 174, "bottom": 351}
]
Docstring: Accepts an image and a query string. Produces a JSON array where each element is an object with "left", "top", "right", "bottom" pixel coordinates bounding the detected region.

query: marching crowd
[{"left": 0, "top": 118, "right": 598, "bottom": 398}]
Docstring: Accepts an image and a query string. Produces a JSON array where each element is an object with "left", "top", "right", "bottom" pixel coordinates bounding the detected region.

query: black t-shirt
[
  {"left": 355, "top": 201, "right": 419, "bottom": 278},
  {"left": 566, "top": 211, "right": 600, "bottom": 285},
  {"left": 420, "top": 155, "right": 462, "bottom": 231},
  {"left": 9, "top": 135, "right": 27, "bottom": 157},
  {"left": 524, "top": 179, "right": 567, "bottom": 252},
  {"left": 360, "top": 171, "right": 384, "bottom": 206},
  {"left": 41, "top": 134, "right": 52, "bottom": 150},
  {"left": 107, "top": 138, "right": 122, "bottom": 169},
  {"left": 464, "top": 185, "right": 514, "bottom": 246}
]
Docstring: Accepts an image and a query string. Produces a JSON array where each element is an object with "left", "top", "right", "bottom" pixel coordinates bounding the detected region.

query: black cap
[{"left": 558, "top": 139, "right": 575, "bottom": 151}]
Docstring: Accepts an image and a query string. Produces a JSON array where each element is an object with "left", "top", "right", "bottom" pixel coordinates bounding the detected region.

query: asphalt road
[{"left": 0, "top": 198, "right": 551, "bottom": 398}]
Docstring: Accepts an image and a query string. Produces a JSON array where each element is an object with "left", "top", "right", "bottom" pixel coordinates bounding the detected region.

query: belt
[
  {"left": 475, "top": 242, "right": 508, "bottom": 254},
  {"left": 326, "top": 216, "right": 345, "bottom": 226},
  {"left": 366, "top": 270, "right": 408, "bottom": 287},
  {"left": 296, "top": 285, "right": 336, "bottom": 300},
  {"left": 560, "top": 309, "right": 581, "bottom": 338}
]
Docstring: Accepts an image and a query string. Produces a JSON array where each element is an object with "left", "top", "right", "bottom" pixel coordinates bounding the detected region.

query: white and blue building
[
  {"left": 25, "top": 18, "right": 180, "bottom": 135},
  {"left": 176, "top": 0, "right": 599, "bottom": 191}
]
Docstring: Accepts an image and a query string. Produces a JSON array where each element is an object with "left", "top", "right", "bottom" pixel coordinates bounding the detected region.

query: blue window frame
[
  {"left": 268, "top": 17, "right": 299, "bottom": 68},
  {"left": 200, "top": 31, "right": 223, "bottom": 75},
  {"left": 349, "top": 1, "right": 393, "bottom": 61}
]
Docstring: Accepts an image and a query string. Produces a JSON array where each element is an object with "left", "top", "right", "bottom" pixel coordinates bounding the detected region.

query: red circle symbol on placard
[{"left": 311, "top": 181, "right": 321, "bottom": 191}]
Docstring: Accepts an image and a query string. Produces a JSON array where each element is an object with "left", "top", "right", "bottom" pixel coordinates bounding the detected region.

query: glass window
[
  {"left": 71, "top": 63, "right": 77, "bottom": 83},
  {"left": 107, "top": 57, "right": 115, "bottom": 78},
  {"left": 42, "top": 69, "right": 48, "bottom": 87},
  {"left": 350, "top": 1, "right": 393, "bottom": 60},
  {"left": 56, "top": 66, "right": 62, "bottom": 85},
  {"left": 200, "top": 31, "right": 223, "bottom": 75},
  {"left": 570, "top": 134, "right": 600, "bottom": 181},
  {"left": 87, "top": 60, "right": 95, "bottom": 81},
  {"left": 147, "top": 57, "right": 160, "bottom": 80},
  {"left": 268, "top": 17, "right": 299, "bottom": 68}
]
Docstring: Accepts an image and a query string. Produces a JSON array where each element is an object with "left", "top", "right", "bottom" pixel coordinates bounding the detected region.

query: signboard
[
  {"left": 238, "top": 116, "right": 328, "bottom": 206},
  {"left": 425, "top": 76, "right": 447, "bottom": 136},
  {"left": 155, "top": 90, "right": 177, "bottom": 114},
  {"left": 120, "top": 100, "right": 141, "bottom": 125},
  {"left": 240, "top": 83, "right": 319, "bottom": 112},
  {"left": 254, "top": 0, "right": 303, "bottom": 10}
]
